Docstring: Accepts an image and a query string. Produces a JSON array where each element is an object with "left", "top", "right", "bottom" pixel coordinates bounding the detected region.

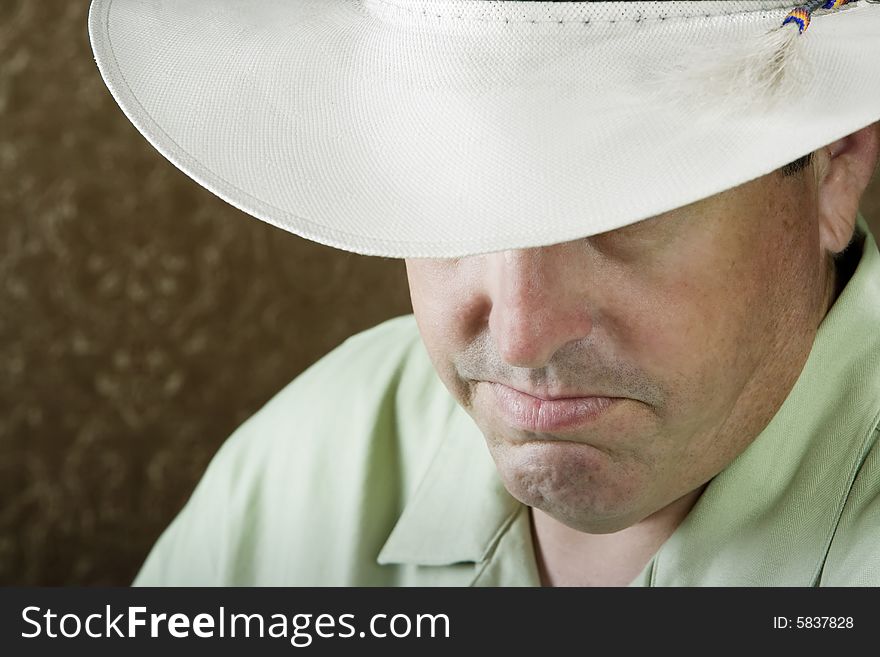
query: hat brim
[{"left": 89, "top": 0, "right": 880, "bottom": 258}]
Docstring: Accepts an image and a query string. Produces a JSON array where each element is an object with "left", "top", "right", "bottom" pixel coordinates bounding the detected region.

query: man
[{"left": 89, "top": 0, "right": 880, "bottom": 585}]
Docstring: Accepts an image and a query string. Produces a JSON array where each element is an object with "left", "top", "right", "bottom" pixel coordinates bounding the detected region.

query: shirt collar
[{"left": 376, "top": 399, "right": 523, "bottom": 567}]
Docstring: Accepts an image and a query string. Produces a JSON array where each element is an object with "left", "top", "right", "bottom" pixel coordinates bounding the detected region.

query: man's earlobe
[{"left": 816, "top": 123, "right": 880, "bottom": 254}]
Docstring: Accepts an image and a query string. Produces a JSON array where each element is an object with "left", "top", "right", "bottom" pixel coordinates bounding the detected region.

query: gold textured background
[
  {"left": 0, "top": 1, "right": 414, "bottom": 585},
  {"left": 2, "top": 1, "right": 879, "bottom": 585}
]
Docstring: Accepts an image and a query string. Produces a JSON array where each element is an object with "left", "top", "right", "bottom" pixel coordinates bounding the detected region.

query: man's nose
[{"left": 486, "top": 246, "right": 593, "bottom": 369}]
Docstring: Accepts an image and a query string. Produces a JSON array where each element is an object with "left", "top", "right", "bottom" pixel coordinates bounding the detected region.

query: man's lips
[{"left": 485, "top": 382, "right": 620, "bottom": 433}]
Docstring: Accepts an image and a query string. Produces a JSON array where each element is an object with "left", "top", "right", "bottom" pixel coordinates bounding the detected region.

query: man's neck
[{"left": 529, "top": 485, "right": 706, "bottom": 587}]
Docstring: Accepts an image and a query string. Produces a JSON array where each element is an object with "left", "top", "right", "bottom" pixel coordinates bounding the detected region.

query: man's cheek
[
  {"left": 620, "top": 303, "right": 731, "bottom": 416},
  {"left": 620, "top": 301, "right": 707, "bottom": 374},
  {"left": 655, "top": 274, "right": 747, "bottom": 359}
]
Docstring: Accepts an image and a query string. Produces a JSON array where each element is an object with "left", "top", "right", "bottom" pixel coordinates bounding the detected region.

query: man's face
[{"left": 405, "top": 170, "right": 833, "bottom": 534}]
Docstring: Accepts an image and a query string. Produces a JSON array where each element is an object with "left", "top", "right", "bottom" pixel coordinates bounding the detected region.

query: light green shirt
[{"left": 135, "top": 220, "right": 880, "bottom": 587}]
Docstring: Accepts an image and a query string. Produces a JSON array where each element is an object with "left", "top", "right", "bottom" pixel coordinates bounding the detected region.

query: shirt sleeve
[
  {"left": 131, "top": 314, "right": 433, "bottom": 586},
  {"left": 132, "top": 432, "right": 241, "bottom": 586}
]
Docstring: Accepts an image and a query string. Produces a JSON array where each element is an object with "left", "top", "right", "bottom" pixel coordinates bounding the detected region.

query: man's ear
[{"left": 814, "top": 122, "right": 880, "bottom": 254}]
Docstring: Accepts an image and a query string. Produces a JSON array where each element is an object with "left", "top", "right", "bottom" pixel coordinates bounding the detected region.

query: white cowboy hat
[{"left": 88, "top": 0, "right": 880, "bottom": 258}]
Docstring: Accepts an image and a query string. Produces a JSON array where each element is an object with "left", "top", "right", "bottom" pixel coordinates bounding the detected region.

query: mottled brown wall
[
  {"left": 0, "top": 1, "right": 413, "bottom": 585},
  {"left": 2, "top": 1, "right": 880, "bottom": 585}
]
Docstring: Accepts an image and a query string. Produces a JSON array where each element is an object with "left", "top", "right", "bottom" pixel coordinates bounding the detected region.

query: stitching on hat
[{"left": 361, "top": 0, "right": 794, "bottom": 24}]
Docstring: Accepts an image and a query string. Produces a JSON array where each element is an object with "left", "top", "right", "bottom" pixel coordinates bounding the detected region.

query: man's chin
[{"left": 487, "top": 439, "right": 647, "bottom": 534}]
